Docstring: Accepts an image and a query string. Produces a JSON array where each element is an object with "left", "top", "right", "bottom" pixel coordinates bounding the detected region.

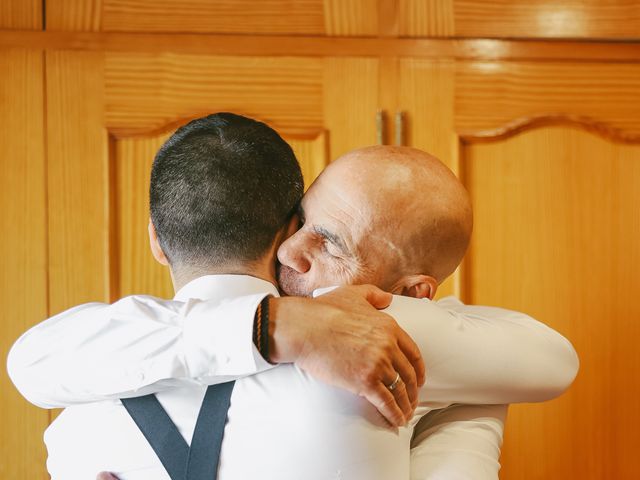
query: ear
[
  {"left": 391, "top": 274, "right": 438, "bottom": 300},
  {"left": 148, "top": 220, "right": 169, "bottom": 266}
]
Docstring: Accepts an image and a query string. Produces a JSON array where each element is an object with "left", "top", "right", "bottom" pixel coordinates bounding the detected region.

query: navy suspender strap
[
  {"left": 121, "top": 381, "right": 236, "bottom": 480},
  {"left": 121, "top": 393, "right": 189, "bottom": 480},
  {"left": 185, "top": 381, "right": 235, "bottom": 480}
]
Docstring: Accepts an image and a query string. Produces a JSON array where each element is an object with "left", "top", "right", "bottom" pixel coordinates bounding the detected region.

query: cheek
[
  {"left": 338, "top": 256, "right": 378, "bottom": 286},
  {"left": 322, "top": 257, "right": 360, "bottom": 286}
]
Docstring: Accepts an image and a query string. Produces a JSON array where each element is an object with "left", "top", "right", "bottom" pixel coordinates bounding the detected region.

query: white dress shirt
[{"left": 8, "top": 275, "right": 579, "bottom": 480}]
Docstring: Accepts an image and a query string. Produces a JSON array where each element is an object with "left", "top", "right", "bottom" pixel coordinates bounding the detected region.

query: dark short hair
[{"left": 150, "top": 112, "right": 303, "bottom": 268}]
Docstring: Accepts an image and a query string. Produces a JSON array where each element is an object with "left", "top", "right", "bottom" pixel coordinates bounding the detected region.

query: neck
[{"left": 170, "top": 255, "right": 277, "bottom": 292}]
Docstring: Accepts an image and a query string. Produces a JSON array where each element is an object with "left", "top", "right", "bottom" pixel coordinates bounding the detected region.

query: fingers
[
  {"left": 359, "top": 284, "right": 393, "bottom": 310},
  {"left": 365, "top": 383, "right": 406, "bottom": 427},
  {"left": 389, "top": 375, "right": 413, "bottom": 421},
  {"left": 396, "top": 327, "right": 426, "bottom": 388},
  {"left": 393, "top": 351, "right": 419, "bottom": 410}
]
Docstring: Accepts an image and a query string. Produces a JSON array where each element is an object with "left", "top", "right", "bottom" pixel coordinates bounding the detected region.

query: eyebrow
[{"left": 313, "top": 225, "right": 348, "bottom": 254}]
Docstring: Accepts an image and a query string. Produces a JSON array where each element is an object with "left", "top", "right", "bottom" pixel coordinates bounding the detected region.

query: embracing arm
[
  {"left": 7, "top": 293, "right": 271, "bottom": 409},
  {"left": 410, "top": 404, "right": 507, "bottom": 480},
  {"left": 386, "top": 295, "right": 579, "bottom": 405},
  {"left": 7, "top": 286, "right": 423, "bottom": 426}
]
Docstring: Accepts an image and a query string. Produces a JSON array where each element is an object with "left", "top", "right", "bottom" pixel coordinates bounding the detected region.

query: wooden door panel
[
  {"left": 456, "top": 61, "right": 640, "bottom": 140},
  {"left": 288, "top": 132, "right": 329, "bottom": 190},
  {"left": 397, "top": 58, "right": 459, "bottom": 299},
  {"left": 114, "top": 134, "right": 172, "bottom": 299},
  {"left": 0, "top": 48, "right": 49, "bottom": 479},
  {"left": 45, "top": 51, "right": 378, "bottom": 303},
  {"left": 462, "top": 124, "right": 640, "bottom": 479},
  {"left": 47, "top": 51, "right": 110, "bottom": 313},
  {"left": 105, "top": 53, "right": 324, "bottom": 137},
  {"left": 323, "top": 57, "right": 378, "bottom": 159}
]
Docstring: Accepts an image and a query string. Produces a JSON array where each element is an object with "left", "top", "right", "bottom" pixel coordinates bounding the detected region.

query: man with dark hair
[
  {"left": 9, "top": 113, "right": 578, "bottom": 480},
  {"left": 149, "top": 112, "right": 303, "bottom": 270}
]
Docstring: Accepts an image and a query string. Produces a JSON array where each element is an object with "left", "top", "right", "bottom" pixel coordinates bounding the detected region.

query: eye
[{"left": 322, "top": 239, "right": 342, "bottom": 258}]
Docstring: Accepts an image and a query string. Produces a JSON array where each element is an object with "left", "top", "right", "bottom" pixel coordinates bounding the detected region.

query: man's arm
[
  {"left": 8, "top": 288, "right": 577, "bottom": 416},
  {"left": 8, "top": 293, "right": 269, "bottom": 408},
  {"left": 8, "top": 286, "right": 423, "bottom": 426},
  {"left": 410, "top": 404, "right": 507, "bottom": 480},
  {"left": 383, "top": 295, "right": 578, "bottom": 405}
]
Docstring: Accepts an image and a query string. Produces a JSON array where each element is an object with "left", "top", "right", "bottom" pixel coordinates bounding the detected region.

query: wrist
[{"left": 267, "top": 296, "right": 308, "bottom": 364}]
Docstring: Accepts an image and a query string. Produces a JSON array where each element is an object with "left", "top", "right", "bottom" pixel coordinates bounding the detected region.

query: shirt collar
[{"left": 173, "top": 274, "right": 279, "bottom": 302}]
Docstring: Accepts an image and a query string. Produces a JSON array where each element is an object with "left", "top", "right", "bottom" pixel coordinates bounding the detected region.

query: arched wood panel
[
  {"left": 456, "top": 61, "right": 640, "bottom": 139},
  {"left": 461, "top": 123, "right": 640, "bottom": 479}
]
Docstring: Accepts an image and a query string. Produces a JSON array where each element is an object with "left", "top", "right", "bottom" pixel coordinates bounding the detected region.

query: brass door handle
[
  {"left": 395, "top": 111, "right": 404, "bottom": 146},
  {"left": 376, "top": 110, "right": 385, "bottom": 145}
]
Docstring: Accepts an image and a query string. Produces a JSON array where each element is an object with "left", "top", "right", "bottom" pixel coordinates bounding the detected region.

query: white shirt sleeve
[
  {"left": 8, "top": 293, "right": 578, "bottom": 409},
  {"left": 7, "top": 294, "right": 273, "bottom": 408},
  {"left": 384, "top": 295, "right": 579, "bottom": 404},
  {"left": 410, "top": 404, "right": 507, "bottom": 480}
]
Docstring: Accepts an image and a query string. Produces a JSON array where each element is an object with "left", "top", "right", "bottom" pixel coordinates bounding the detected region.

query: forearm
[
  {"left": 10, "top": 284, "right": 421, "bottom": 428},
  {"left": 7, "top": 294, "right": 273, "bottom": 408}
]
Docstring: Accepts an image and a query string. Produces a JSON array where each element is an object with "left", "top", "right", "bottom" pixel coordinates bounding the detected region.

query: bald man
[
  {"left": 9, "top": 143, "right": 578, "bottom": 479},
  {"left": 278, "top": 145, "right": 472, "bottom": 299}
]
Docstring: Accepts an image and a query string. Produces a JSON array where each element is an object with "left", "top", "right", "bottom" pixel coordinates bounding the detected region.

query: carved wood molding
[
  {"left": 459, "top": 114, "right": 640, "bottom": 145},
  {"left": 2, "top": 30, "right": 640, "bottom": 62}
]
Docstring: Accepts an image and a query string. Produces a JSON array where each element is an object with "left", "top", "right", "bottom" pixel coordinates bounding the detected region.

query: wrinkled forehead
[
  {"left": 302, "top": 167, "right": 372, "bottom": 219},
  {"left": 302, "top": 168, "right": 403, "bottom": 251}
]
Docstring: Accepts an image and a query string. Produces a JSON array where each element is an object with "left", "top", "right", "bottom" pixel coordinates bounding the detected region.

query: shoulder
[{"left": 384, "top": 295, "right": 457, "bottom": 326}]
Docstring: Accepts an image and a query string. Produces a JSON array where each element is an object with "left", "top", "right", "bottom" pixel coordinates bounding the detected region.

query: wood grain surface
[
  {"left": 462, "top": 124, "right": 640, "bottom": 479},
  {"left": 0, "top": 0, "right": 42, "bottom": 30},
  {"left": 323, "top": 57, "right": 379, "bottom": 159},
  {"left": 105, "top": 53, "right": 323, "bottom": 138},
  {"left": 43, "top": 0, "right": 640, "bottom": 40},
  {"left": 4, "top": 31, "right": 640, "bottom": 62},
  {"left": 456, "top": 61, "right": 640, "bottom": 139},
  {"left": 46, "top": 51, "right": 110, "bottom": 313},
  {"left": 0, "top": 48, "right": 49, "bottom": 480},
  {"left": 102, "top": 0, "right": 324, "bottom": 35}
]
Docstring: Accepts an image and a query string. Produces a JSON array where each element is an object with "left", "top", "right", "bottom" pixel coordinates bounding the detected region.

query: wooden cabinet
[
  {"left": 464, "top": 124, "right": 640, "bottom": 479},
  {"left": 1, "top": 0, "right": 639, "bottom": 478},
  {"left": 387, "top": 59, "right": 640, "bottom": 478},
  {"left": 46, "top": 51, "right": 385, "bottom": 304}
]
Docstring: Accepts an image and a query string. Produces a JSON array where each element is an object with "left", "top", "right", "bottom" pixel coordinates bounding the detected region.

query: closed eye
[{"left": 313, "top": 226, "right": 347, "bottom": 256}]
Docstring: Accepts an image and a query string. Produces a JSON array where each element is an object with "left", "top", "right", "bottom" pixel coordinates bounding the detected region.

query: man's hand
[
  {"left": 97, "top": 473, "right": 118, "bottom": 480},
  {"left": 269, "top": 284, "right": 425, "bottom": 427}
]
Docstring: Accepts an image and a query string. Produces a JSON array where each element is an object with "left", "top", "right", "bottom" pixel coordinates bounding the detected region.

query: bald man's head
[
  {"left": 277, "top": 145, "right": 473, "bottom": 297},
  {"left": 333, "top": 146, "right": 472, "bottom": 282}
]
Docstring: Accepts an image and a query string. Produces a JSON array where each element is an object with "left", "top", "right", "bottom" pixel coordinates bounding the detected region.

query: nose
[{"left": 278, "top": 233, "right": 311, "bottom": 274}]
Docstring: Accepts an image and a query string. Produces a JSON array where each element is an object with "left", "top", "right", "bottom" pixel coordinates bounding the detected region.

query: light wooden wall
[
  {"left": 0, "top": 3, "right": 48, "bottom": 479},
  {"left": 1, "top": 0, "right": 639, "bottom": 478}
]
